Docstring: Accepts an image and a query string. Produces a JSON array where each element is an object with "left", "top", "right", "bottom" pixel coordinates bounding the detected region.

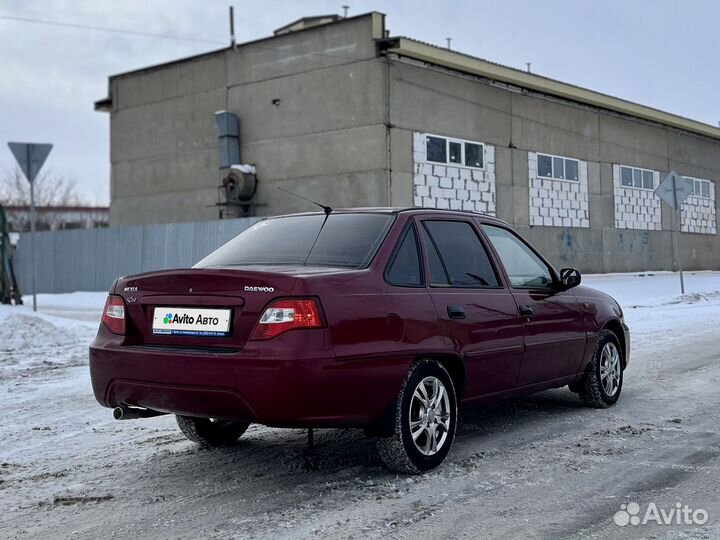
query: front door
[
  {"left": 481, "top": 224, "right": 587, "bottom": 386},
  {"left": 418, "top": 218, "right": 525, "bottom": 399}
]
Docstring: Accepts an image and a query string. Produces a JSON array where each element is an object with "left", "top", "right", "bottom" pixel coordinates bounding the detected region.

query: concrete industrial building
[{"left": 96, "top": 12, "right": 719, "bottom": 272}]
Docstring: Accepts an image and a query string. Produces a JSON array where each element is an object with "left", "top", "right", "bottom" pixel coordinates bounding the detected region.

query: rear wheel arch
[
  {"left": 365, "top": 353, "right": 465, "bottom": 438},
  {"left": 418, "top": 352, "right": 466, "bottom": 399},
  {"left": 376, "top": 358, "right": 459, "bottom": 473}
]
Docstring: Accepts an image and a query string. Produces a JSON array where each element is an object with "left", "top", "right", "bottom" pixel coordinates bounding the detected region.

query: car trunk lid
[{"left": 114, "top": 268, "right": 298, "bottom": 349}]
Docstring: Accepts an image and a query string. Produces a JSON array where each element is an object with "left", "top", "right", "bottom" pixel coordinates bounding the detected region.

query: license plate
[{"left": 152, "top": 307, "right": 231, "bottom": 337}]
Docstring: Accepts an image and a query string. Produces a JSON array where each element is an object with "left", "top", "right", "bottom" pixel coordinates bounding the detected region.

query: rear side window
[
  {"left": 421, "top": 221, "right": 500, "bottom": 287},
  {"left": 385, "top": 225, "right": 423, "bottom": 287},
  {"left": 195, "top": 214, "right": 393, "bottom": 269},
  {"left": 483, "top": 225, "right": 552, "bottom": 288}
]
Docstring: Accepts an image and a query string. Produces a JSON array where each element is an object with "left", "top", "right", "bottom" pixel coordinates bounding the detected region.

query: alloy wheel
[
  {"left": 599, "top": 342, "right": 621, "bottom": 397},
  {"left": 409, "top": 376, "right": 451, "bottom": 456}
]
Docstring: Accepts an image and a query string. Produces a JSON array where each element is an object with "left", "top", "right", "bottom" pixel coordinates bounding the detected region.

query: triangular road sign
[{"left": 8, "top": 142, "right": 53, "bottom": 184}]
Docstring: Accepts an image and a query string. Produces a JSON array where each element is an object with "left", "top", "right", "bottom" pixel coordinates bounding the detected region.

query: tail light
[
  {"left": 250, "top": 298, "right": 323, "bottom": 341},
  {"left": 101, "top": 295, "right": 126, "bottom": 335}
]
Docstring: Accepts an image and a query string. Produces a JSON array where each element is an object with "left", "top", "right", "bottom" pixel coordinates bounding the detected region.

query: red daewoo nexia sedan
[{"left": 90, "top": 208, "right": 629, "bottom": 473}]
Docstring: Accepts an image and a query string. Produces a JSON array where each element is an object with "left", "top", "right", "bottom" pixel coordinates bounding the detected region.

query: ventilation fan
[{"left": 222, "top": 165, "right": 257, "bottom": 203}]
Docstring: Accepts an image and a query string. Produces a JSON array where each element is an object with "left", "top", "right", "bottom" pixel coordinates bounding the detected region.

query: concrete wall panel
[
  {"left": 226, "top": 60, "right": 386, "bottom": 143},
  {"left": 226, "top": 16, "right": 379, "bottom": 87},
  {"left": 115, "top": 53, "right": 227, "bottom": 110},
  {"left": 511, "top": 94, "right": 599, "bottom": 159},
  {"left": 243, "top": 124, "right": 387, "bottom": 181},
  {"left": 111, "top": 188, "right": 219, "bottom": 227},
  {"left": 254, "top": 170, "right": 388, "bottom": 216},
  {"left": 598, "top": 115, "right": 668, "bottom": 171},
  {"left": 111, "top": 89, "right": 225, "bottom": 163},
  {"left": 389, "top": 62, "right": 512, "bottom": 146}
]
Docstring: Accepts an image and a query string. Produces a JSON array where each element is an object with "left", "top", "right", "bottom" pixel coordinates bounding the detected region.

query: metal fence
[{"left": 13, "top": 217, "right": 262, "bottom": 294}]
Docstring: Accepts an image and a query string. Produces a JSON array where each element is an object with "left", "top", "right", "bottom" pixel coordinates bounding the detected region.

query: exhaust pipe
[{"left": 113, "top": 406, "right": 166, "bottom": 420}]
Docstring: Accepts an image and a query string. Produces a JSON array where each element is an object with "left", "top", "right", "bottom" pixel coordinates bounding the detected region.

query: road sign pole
[
  {"left": 29, "top": 168, "right": 37, "bottom": 312},
  {"left": 670, "top": 175, "right": 685, "bottom": 295},
  {"left": 655, "top": 170, "right": 692, "bottom": 295},
  {"left": 7, "top": 142, "right": 52, "bottom": 311},
  {"left": 674, "top": 207, "right": 685, "bottom": 294}
]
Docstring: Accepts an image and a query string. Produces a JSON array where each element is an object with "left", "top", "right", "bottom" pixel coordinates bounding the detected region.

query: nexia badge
[{"left": 244, "top": 286, "right": 275, "bottom": 293}]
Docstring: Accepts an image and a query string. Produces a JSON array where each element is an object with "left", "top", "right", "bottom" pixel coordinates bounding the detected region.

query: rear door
[
  {"left": 417, "top": 217, "right": 525, "bottom": 399},
  {"left": 480, "top": 224, "right": 587, "bottom": 385}
]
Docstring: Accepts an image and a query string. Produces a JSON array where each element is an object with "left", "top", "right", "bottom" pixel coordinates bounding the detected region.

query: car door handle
[
  {"left": 447, "top": 305, "right": 465, "bottom": 319},
  {"left": 519, "top": 304, "right": 534, "bottom": 320}
]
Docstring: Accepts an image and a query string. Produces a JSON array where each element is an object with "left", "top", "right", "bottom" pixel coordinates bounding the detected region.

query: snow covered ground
[{"left": 1, "top": 272, "right": 719, "bottom": 539}]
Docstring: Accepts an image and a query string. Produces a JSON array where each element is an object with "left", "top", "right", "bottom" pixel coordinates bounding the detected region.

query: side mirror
[{"left": 559, "top": 267, "right": 581, "bottom": 290}]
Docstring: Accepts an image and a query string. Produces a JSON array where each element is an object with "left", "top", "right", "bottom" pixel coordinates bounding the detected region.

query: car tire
[
  {"left": 176, "top": 416, "right": 250, "bottom": 447},
  {"left": 579, "top": 330, "right": 624, "bottom": 408},
  {"left": 376, "top": 359, "right": 458, "bottom": 474}
]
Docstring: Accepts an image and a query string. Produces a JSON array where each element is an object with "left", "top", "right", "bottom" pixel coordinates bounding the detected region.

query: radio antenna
[{"left": 277, "top": 187, "right": 332, "bottom": 214}]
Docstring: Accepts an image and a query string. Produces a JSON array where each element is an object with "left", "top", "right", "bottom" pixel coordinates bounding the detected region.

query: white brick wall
[
  {"left": 412, "top": 132, "right": 496, "bottom": 215},
  {"left": 612, "top": 164, "right": 661, "bottom": 230},
  {"left": 528, "top": 152, "right": 589, "bottom": 228},
  {"left": 681, "top": 181, "right": 717, "bottom": 234}
]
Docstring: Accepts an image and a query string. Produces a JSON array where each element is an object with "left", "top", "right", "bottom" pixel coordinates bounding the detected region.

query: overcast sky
[{"left": 1, "top": 0, "right": 718, "bottom": 204}]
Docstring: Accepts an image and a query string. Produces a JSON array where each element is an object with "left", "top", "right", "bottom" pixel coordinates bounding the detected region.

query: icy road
[{"left": 1, "top": 272, "right": 719, "bottom": 539}]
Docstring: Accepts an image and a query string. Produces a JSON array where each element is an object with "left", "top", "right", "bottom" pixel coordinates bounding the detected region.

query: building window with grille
[
  {"left": 537, "top": 153, "right": 579, "bottom": 181},
  {"left": 620, "top": 165, "right": 654, "bottom": 190},
  {"left": 425, "top": 135, "right": 485, "bottom": 170}
]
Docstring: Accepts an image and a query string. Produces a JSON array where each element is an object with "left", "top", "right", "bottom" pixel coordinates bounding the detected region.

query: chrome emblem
[{"left": 244, "top": 285, "right": 275, "bottom": 293}]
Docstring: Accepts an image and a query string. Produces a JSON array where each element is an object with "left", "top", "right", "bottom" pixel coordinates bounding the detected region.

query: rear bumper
[{"left": 89, "top": 326, "right": 411, "bottom": 428}]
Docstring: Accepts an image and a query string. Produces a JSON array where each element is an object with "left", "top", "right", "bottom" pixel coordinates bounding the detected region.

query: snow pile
[
  {"left": 582, "top": 270, "right": 720, "bottom": 308},
  {"left": 0, "top": 315, "right": 82, "bottom": 351},
  {"left": 0, "top": 294, "right": 101, "bottom": 379}
]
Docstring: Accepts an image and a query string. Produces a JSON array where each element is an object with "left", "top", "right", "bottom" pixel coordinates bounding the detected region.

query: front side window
[
  {"left": 195, "top": 214, "right": 393, "bottom": 269},
  {"left": 483, "top": 225, "right": 553, "bottom": 288},
  {"left": 537, "top": 153, "right": 579, "bottom": 181},
  {"left": 422, "top": 221, "right": 499, "bottom": 287},
  {"left": 386, "top": 225, "right": 423, "bottom": 287}
]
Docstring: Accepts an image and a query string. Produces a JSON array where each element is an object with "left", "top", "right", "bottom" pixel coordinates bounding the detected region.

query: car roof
[{"left": 272, "top": 207, "right": 511, "bottom": 226}]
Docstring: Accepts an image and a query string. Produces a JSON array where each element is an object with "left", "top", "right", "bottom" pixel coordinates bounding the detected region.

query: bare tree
[{"left": 0, "top": 167, "right": 85, "bottom": 207}]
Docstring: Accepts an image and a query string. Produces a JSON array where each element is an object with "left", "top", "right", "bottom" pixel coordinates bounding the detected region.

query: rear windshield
[{"left": 194, "top": 214, "right": 394, "bottom": 269}]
